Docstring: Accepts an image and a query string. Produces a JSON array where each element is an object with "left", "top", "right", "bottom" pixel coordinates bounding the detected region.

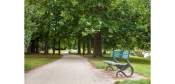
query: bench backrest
[{"left": 111, "top": 51, "right": 130, "bottom": 59}]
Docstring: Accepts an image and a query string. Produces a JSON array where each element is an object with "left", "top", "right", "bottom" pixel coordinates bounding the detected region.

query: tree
[
  {"left": 87, "top": 34, "right": 92, "bottom": 55},
  {"left": 24, "top": 0, "right": 40, "bottom": 53},
  {"left": 24, "top": 0, "right": 150, "bottom": 57}
]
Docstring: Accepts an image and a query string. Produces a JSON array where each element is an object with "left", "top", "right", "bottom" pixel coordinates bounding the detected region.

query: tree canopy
[{"left": 24, "top": 0, "right": 150, "bottom": 56}]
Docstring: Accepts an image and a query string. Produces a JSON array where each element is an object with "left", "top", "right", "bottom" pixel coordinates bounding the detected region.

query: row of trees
[{"left": 25, "top": 0, "right": 150, "bottom": 57}]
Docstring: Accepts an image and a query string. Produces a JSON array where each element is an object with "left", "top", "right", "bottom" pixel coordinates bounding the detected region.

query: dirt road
[{"left": 25, "top": 53, "right": 116, "bottom": 84}]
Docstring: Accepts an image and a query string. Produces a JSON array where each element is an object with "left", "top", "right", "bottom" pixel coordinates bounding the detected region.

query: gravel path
[{"left": 25, "top": 53, "right": 116, "bottom": 84}]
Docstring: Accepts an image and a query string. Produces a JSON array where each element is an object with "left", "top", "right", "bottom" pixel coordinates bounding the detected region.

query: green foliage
[
  {"left": 136, "top": 53, "right": 144, "bottom": 57},
  {"left": 24, "top": 1, "right": 39, "bottom": 52},
  {"left": 24, "top": 29, "right": 32, "bottom": 52},
  {"left": 24, "top": 0, "right": 151, "bottom": 52}
]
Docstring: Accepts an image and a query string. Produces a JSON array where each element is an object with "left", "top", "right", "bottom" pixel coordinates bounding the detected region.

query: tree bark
[
  {"left": 78, "top": 37, "right": 81, "bottom": 54},
  {"left": 53, "top": 35, "right": 56, "bottom": 55},
  {"left": 58, "top": 39, "right": 61, "bottom": 55},
  {"left": 27, "top": 41, "right": 31, "bottom": 55},
  {"left": 31, "top": 40, "right": 36, "bottom": 53},
  {"left": 54, "top": 17, "right": 57, "bottom": 55},
  {"left": 44, "top": 31, "right": 49, "bottom": 55},
  {"left": 87, "top": 34, "right": 91, "bottom": 55},
  {"left": 93, "top": 31, "right": 103, "bottom": 57}
]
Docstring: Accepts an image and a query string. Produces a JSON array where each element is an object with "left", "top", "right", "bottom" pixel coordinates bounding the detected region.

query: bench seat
[{"left": 103, "top": 61, "right": 126, "bottom": 66}]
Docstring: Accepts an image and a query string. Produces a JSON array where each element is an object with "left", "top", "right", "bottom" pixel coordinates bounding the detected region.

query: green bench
[{"left": 103, "top": 51, "right": 134, "bottom": 78}]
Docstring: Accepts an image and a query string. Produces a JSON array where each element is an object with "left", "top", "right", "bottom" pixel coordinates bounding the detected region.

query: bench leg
[
  {"left": 116, "top": 66, "right": 134, "bottom": 78},
  {"left": 106, "top": 65, "right": 118, "bottom": 71},
  {"left": 113, "top": 67, "right": 118, "bottom": 71},
  {"left": 106, "top": 66, "right": 113, "bottom": 71}
]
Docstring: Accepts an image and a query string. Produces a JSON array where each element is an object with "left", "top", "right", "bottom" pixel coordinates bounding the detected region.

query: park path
[{"left": 25, "top": 53, "right": 116, "bottom": 84}]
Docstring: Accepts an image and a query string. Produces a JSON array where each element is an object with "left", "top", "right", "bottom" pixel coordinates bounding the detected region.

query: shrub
[{"left": 136, "top": 53, "right": 144, "bottom": 57}]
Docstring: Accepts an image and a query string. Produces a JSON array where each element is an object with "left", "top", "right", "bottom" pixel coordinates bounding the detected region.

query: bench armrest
[{"left": 113, "top": 57, "right": 119, "bottom": 63}]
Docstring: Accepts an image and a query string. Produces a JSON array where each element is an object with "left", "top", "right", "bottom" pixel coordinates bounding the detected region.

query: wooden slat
[{"left": 111, "top": 51, "right": 130, "bottom": 59}]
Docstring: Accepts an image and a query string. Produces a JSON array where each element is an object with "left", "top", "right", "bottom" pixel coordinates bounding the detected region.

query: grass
[
  {"left": 134, "top": 50, "right": 143, "bottom": 52},
  {"left": 70, "top": 50, "right": 93, "bottom": 53},
  {"left": 71, "top": 52, "right": 151, "bottom": 84},
  {"left": 115, "top": 79, "right": 151, "bottom": 84},
  {"left": 39, "top": 50, "right": 69, "bottom": 54},
  {"left": 25, "top": 53, "right": 62, "bottom": 71},
  {"left": 25, "top": 50, "right": 69, "bottom": 71},
  {"left": 136, "top": 53, "right": 144, "bottom": 57}
]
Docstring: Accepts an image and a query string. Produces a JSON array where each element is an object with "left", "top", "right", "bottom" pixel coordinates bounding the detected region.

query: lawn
[
  {"left": 70, "top": 50, "right": 93, "bottom": 53},
  {"left": 39, "top": 50, "right": 69, "bottom": 54},
  {"left": 71, "top": 52, "right": 151, "bottom": 84},
  {"left": 25, "top": 50, "right": 69, "bottom": 71},
  {"left": 25, "top": 53, "right": 62, "bottom": 71},
  {"left": 115, "top": 79, "right": 150, "bottom": 84}
]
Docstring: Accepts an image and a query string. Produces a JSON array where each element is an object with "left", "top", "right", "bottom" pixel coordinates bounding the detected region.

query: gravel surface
[{"left": 25, "top": 53, "right": 116, "bottom": 84}]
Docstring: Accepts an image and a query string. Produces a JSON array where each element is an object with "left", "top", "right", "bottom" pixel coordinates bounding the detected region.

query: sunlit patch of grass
[
  {"left": 115, "top": 79, "right": 151, "bottom": 84},
  {"left": 70, "top": 50, "right": 93, "bottom": 54},
  {"left": 39, "top": 50, "right": 69, "bottom": 54},
  {"left": 25, "top": 54, "right": 62, "bottom": 71}
]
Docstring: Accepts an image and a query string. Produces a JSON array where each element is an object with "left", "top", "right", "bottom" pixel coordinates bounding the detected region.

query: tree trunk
[
  {"left": 54, "top": 17, "right": 57, "bottom": 55},
  {"left": 47, "top": 46, "right": 49, "bottom": 54},
  {"left": 87, "top": 40, "right": 88, "bottom": 53},
  {"left": 83, "top": 42, "right": 85, "bottom": 55},
  {"left": 103, "top": 49, "right": 106, "bottom": 54},
  {"left": 31, "top": 40, "right": 36, "bottom": 53},
  {"left": 58, "top": 39, "right": 61, "bottom": 55},
  {"left": 36, "top": 38, "right": 39, "bottom": 53},
  {"left": 87, "top": 34, "right": 91, "bottom": 55},
  {"left": 27, "top": 41, "right": 31, "bottom": 55},
  {"left": 53, "top": 35, "right": 56, "bottom": 55},
  {"left": 42, "top": 42, "right": 44, "bottom": 51},
  {"left": 93, "top": 31, "right": 103, "bottom": 57},
  {"left": 75, "top": 39, "right": 76, "bottom": 49},
  {"left": 78, "top": 37, "right": 81, "bottom": 54},
  {"left": 44, "top": 31, "right": 49, "bottom": 55}
]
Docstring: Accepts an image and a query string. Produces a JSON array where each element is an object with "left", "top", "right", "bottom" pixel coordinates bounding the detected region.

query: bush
[
  {"left": 136, "top": 53, "right": 144, "bottom": 57},
  {"left": 134, "top": 51, "right": 141, "bottom": 54}
]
